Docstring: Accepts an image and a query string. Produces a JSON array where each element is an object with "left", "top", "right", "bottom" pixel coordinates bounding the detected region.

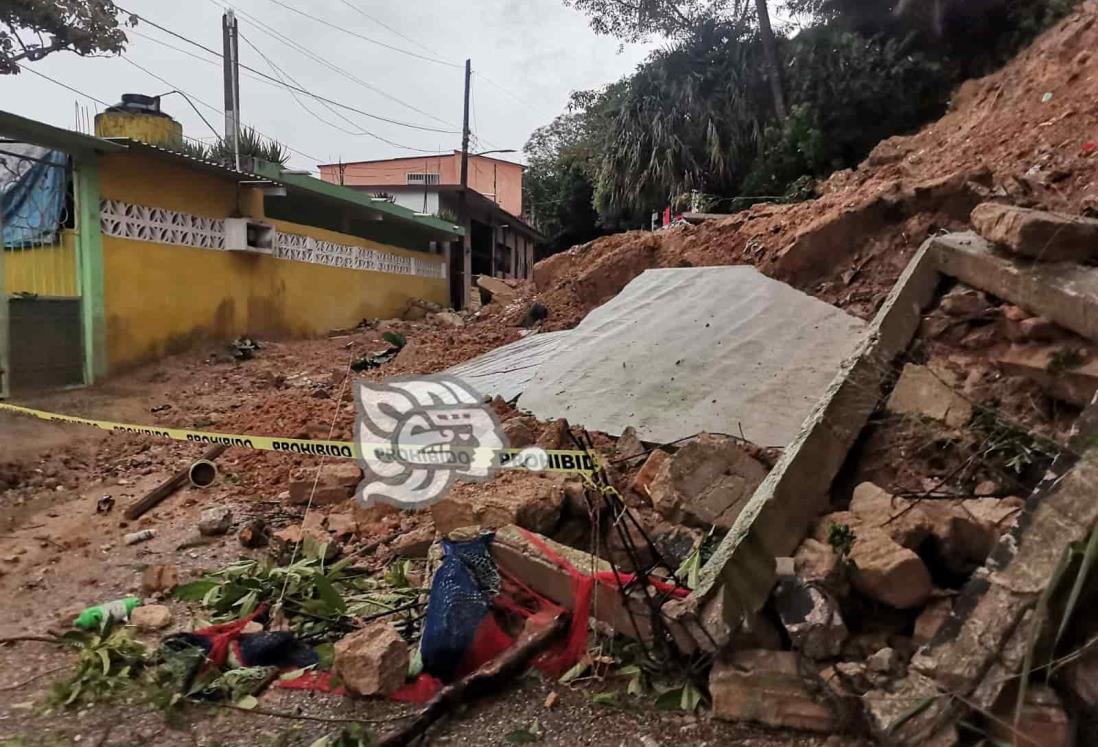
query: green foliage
[
  {"left": 48, "top": 628, "right": 147, "bottom": 707},
  {"left": 178, "top": 127, "right": 290, "bottom": 167},
  {"left": 970, "top": 407, "right": 1062, "bottom": 477},
  {"left": 505, "top": 720, "right": 545, "bottom": 743},
  {"left": 173, "top": 551, "right": 420, "bottom": 641},
  {"left": 562, "top": 0, "right": 746, "bottom": 41},
  {"left": 381, "top": 331, "right": 406, "bottom": 350},
  {"left": 827, "top": 522, "right": 856, "bottom": 557},
  {"left": 1, "top": 0, "right": 133, "bottom": 75},
  {"left": 307, "top": 724, "right": 374, "bottom": 747}
]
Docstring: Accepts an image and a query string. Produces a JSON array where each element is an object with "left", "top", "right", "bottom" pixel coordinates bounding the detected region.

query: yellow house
[{"left": 0, "top": 106, "right": 462, "bottom": 393}]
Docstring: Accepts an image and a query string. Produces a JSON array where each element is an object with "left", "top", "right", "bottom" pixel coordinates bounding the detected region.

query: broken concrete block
[
  {"left": 501, "top": 415, "right": 539, "bottom": 449},
  {"left": 987, "top": 684, "right": 1073, "bottom": 747},
  {"left": 933, "top": 232, "right": 1098, "bottom": 343},
  {"left": 197, "top": 506, "right": 232, "bottom": 536},
  {"left": 913, "top": 597, "right": 953, "bottom": 646},
  {"left": 774, "top": 578, "right": 848, "bottom": 660},
  {"left": 997, "top": 343, "right": 1098, "bottom": 406},
  {"left": 710, "top": 650, "right": 836, "bottom": 733},
  {"left": 647, "top": 434, "right": 768, "bottom": 529},
  {"left": 793, "top": 538, "right": 842, "bottom": 585},
  {"left": 131, "top": 604, "right": 172, "bottom": 631},
  {"left": 391, "top": 526, "right": 435, "bottom": 558},
  {"left": 333, "top": 622, "right": 409, "bottom": 696},
  {"left": 430, "top": 473, "right": 564, "bottom": 536},
  {"left": 288, "top": 465, "right": 359, "bottom": 506},
  {"left": 630, "top": 449, "right": 670, "bottom": 500},
  {"left": 476, "top": 275, "right": 519, "bottom": 303},
  {"left": 971, "top": 202, "right": 1098, "bottom": 263},
  {"left": 141, "top": 564, "right": 179, "bottom": 594},
  {"left": 849, "top": 529, "right": 932, "bottom": 610},
  {"left": 887, "top": 364, "right": 973, "bottom": 428}
]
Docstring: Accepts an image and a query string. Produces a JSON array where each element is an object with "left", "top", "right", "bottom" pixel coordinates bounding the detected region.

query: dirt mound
[{"left": 520, "top": 2, "right": 1098, "bottom": 330}]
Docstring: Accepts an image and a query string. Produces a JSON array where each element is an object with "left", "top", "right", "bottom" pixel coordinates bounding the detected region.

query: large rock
[
  {"left": 887, "top": 364, "right": 973, "bottom": 428},
  {"left": 130, "top": 604, "right": 172, "bottom": 631},
  {"left": 773, "top": 579, "right": 848, "bottom": 660},
  {"left": 848, "top": 528, "right": 932, "bottom": 610},
  {"left": 288, "top": 463, "right": 362, "bottom": 506},
  {"left": 971, "top": 202, "right": 1098, "bottom": 263},
  {"left": 997, "top": 343, "right": 1098, "bottom": 406},
  {"left": 197, "top": 506, "right": 232, "bottom": 536},
  {"left": 646, "top": 434, "right": 768, "bottom": 529},
  {"left": 630, "top": 449, "right": 670, "bottom": 500},
  {"left": 476, "top": 275, "right": 519, "bottom": 303},
  {"left": 430, "top": 472, "right": 564, "bottom": 536},
  {"left": 141, "top": 564, "right": 179, "bottom": 594},
  {"left": 333, "top": 622, "right": 409, "bottom": 696},
  {"left": 710, "top": 650, "right": 837, "bottom": 733}
]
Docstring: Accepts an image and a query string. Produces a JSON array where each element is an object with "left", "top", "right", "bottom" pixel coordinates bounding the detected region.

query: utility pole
[
  {"left": 458, "top": 58, "right": 472, "bottom": 308},
  {"left": 222, "top": 9, "right": 241, "bottom": 170}
]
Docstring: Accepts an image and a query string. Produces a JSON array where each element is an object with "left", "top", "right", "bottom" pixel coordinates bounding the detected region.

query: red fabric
[
  {"left": 458, "top": 611, "right": 515, "bottom": 678},
  {"left": 392, "top": 674, "right": 442, "bottom": 703},
  {"left": 275, "top": 670, "right": 346, "bottom": 695},
  {"left": 193, "top": 604, "right": 267, "bottom": 674}
]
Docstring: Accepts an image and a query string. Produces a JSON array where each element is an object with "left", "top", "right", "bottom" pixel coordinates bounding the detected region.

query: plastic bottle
[
  {"left": 73, "top": 597, "right": 141, "bottom": 630},
  {"left": 123, "top": 529, "right": 156, "bottom": 545}
]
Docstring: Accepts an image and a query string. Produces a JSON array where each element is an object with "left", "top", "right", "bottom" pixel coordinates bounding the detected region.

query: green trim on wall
[{"left": 75, "top": 156, "right": 106, "bottom": 384}]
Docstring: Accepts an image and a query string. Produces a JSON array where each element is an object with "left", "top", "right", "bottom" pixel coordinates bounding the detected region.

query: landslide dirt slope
[{"left": 520, "top": 1, "right": 1098, "bottom": 329}]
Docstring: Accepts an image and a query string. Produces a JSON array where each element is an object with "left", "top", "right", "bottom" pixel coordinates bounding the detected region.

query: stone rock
[
  {"left": 333, "top": 622, "right": 409, "bottom": 696},
  {"left": 131, "top": 604, "right": 172, "bottom": 631},
  {"left": 849, "top": 528, "right": 932, "bottom": 610},
  {"left": 237, "top": 519, "right": 269, "bottom": 548},
  {"left": 866, "top": 647, "right": 901, "bottom": 675},
  {"left": 997, "top": 343, "right": 1098, "bottom": 406},
  {"left": 987, "top": 684, "right": 1072, "bottom": 747},
  {"left": 887, "top": 364, "right": 973, "bottom": 428},
  {"left": 794, "top": 538, "right": 842, "bottom": 586},
  {"left": 649, "top": 521, "right": 702, "bottom": 571},
  {"left": 1005, "top": 316, "right": 1066, "bottom": 343},
  {"left": 430, "top": 473, "right": 564, "bottom": 536},
  {"left": 647, "top": 434, "right": 768, "bottom": 529},
  {"left": 710, "top": 650, "right": 836, "bottom": 733},
  {"left": 476, "top": 275, "right": 519, "bottom": 303},
  {"left": 849, "top": 482, "right": 930, "bottom": 548},
  {"left": 630, "top": 449, "right": 670, "bottom": 501},
  {"left": 913, "top": 597, "right": 953, "bottom": 646},
  {"left": 430, "top": 311, "right": 465, "bottom": 328},
  {"left": 560, "top": 479, "right": 589, "bottom": 518},
  {"left": 141, "top": 564, "right": 179, "bottom": 594},
  {"left": 352, "top": 501, "right": 399, "bottom": 528},
  {"left": 325, "top": 512, "right": 357, "bottom": 539},
  {"left": 288, "top": 464, "right": 361, "bottom": 506},
  {"left": 402, "top": 297, "right": 442, "bottom": 321},
  {"left": 535, "top": 419, "right": 570, "bottom": 450},
  {"left": 197, "top": 506, "right": 232, "bottom": 536},
  {"left": 939, "top": 287, "right": 993, "bottom": 318},
  {"left": 391, "top": 526, "right": 435, "bottom": 558},
  {"left": 501, "top": 416, "right": 539, "bottom": 449},
  {"left": 774, "top": 578, "right": 848, "bottom": 660},
  {"left": 614, "top": 426, "right": 646, "bottom": 465},
  {"left": 971, "top": 202, "right": 1098, "bottom": 263}
]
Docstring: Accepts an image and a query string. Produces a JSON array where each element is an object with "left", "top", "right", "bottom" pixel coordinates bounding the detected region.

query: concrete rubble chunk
[
  {"left": 987, "top": 684, "right": 1073, "bottom": 747},
  {"left": 913, "top": 597, "right": 954, "bottom": 646},
  {"left": 630, "top": 449, "right": 670, "bottom": 500},
  {"left": 849, "top": 528, "right": 932, "bottom": 610},
  {"left": 197, "top": 506, "right": 232, "bottom": 536},
  {"left": 501, "top": 415, "right": 539, "bottom": 449},
  {"left": 614, "top": 426, "right": 646, "bottom": 465},
  {"left": 793, "top": 538, "right": 842, "bottom": 585},
  {"left": 288, "top": 464, "right": 362, "bottom": 506},
  {"left": 430, "top": 473, "right": 564, "bottom": 536},
  {"left": 971, "top": 202, "right": 1098, "bottom": 263},
  {"left": 131, "top": 604, "right": 172, "bottom": 631},
  {"left": 333, "top": 621, "right": 409, "bottom": 696},
  {"left": 997, "top": 343, "right": 1098, "bottom": 406},
  {"left": 710, "top": 650, "right": 837, "bottom": 733},
  {"left": 141, "top": 564, "right": 179, "bottom": 594},
  {"left": 932, "top": 231, "right": 1098, "bottom": 343},
  {"left": 476, "top": 275, "right": 519, "bottom": 303},
  {"left": 887, "top": 363, "right": 974, "bottom": 428},
  {"left": 773, "top": 578, "right": 848, "bottom": 659},
  {"left": 391, "top": 525, "right": 435, "bottom": 558},
  {"left": 646, "top": 434, "right": 768, "bottom": 529}
]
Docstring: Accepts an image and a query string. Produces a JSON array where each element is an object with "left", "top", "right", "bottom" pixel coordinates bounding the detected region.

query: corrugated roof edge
[{"left": 0, "top": 110, "right": 125, "bottom": 155}]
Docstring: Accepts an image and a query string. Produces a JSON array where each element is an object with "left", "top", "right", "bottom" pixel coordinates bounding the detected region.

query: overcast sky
[{"left": 2, "top": 0, "right": 658, "bottom": 172}]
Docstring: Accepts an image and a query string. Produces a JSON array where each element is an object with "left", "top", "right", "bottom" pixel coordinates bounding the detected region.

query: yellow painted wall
[
  {"left": 3, "top": 230, "right": 78, "bottom": 296},
  {"left": 98, "top": 152, "right": 448, "bottom": 371}
]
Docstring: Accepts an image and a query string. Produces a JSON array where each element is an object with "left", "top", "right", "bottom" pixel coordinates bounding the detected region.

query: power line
[
  {"left": 238, "top": 30, "right": 444, "bottom": 154},
  {"left": 217, "top": 0, "right": 459, "bottom": 130},
  {"left": 474, "top": 71, "right": 542, "bottom": 111},
  {"left": 337, "top": 0, "right": 438, "bottom": 56},
  {"left": 17, "top": 65, "right": 111, "bottom": 107},
  {"left": 157, "top": 90, "right": 220, "bottom": 139},
  {"left": 119, "top": 55, "right": 321, "bottom": 164},
  {"left": 257, "top": 0, "right": 462, "bottom": 70},
  {"left": 119, "top": 5, "right": 459, "bottom": 135}
]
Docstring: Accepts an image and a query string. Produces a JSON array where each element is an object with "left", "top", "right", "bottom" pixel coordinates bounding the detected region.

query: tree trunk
[{"left": 754, "top": 0, "right": 788, "bottom": 119}]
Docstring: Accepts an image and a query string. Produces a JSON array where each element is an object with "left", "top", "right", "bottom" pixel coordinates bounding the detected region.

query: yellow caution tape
[{"left": 0, "top": 402, "right": 595, "bottom": 475}]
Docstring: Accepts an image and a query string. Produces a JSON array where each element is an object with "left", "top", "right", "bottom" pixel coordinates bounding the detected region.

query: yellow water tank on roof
[{"left": 95, "top": 93, "right": 183, "bottom": 148}]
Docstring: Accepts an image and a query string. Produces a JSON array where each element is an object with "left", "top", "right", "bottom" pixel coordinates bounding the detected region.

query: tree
[
  {"left": 1, "top": 0, "right": 133, "bottom": 75},
  {"left": 562, "top": 0, "right": 745, "bottom": 41}
]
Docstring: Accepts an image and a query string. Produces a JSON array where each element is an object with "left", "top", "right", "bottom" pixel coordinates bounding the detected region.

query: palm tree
[{"left": 754, "top": 0, "right": 788, "bottom": 118}]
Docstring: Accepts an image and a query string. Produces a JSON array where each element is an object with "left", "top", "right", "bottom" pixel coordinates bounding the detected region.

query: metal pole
[
  {"left": 223, "top": 10, "right": 241, "bottom": 170},
  {"left": 459, "top": 58, "right": 472, "bottom": 308}
]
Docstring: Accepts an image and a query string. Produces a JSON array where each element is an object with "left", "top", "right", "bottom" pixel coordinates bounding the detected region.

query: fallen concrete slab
[
  {"left": 519, "top": 266, "right": 868, "bottom": 446},
  {"left": 444, "top": 330, "right": 571, "bottom": 401},
  {"left": 667, "top": 240, "right": 941, "bottom": 648},
  {"left": 933, "top": 231, "right": 1098, "bottom": 342}
]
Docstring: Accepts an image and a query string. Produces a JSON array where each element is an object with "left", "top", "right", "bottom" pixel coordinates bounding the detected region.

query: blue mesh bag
[{"left": 419, "top": 534, "right": 500, "bottom": 681}]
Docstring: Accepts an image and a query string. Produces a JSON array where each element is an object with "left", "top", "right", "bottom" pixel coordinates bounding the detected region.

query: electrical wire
[
  {"left": 238, "top": 30, "right": 445, "bottom": 154},
  {"left": 16, "top": 65, "right": 111, "bottom": 107},
  {"left": 336, "top": 0, "right": 438, "bottom": 56},
  {"left": 217, "top": 0, "right": 459, "bottom": 130},
  {"left": 118, "top": 5, "right": 459, "bottom": 135},
  {"left": 158, "top": 90, "right": 221, "bottom": 139},
  {"left": 257, "top": 0, "right": 462, "bottom": 69}
]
